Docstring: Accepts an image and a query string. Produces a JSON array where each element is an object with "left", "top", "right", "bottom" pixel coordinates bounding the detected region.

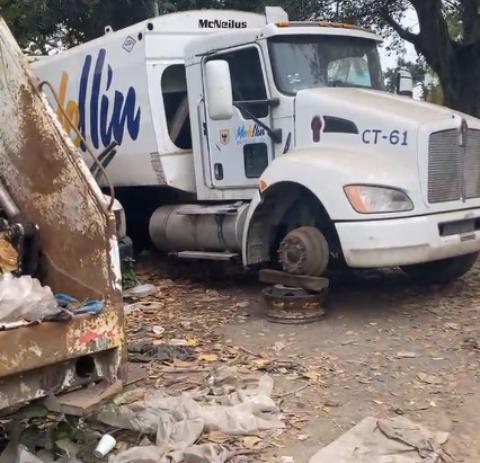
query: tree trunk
[{"left": 438, "top": 46, "right": 480, "bottom": 117}]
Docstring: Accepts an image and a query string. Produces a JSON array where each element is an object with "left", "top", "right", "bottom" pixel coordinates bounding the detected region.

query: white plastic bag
[{"left": 0, "top": 273, "right": 58, "bottom": 322}]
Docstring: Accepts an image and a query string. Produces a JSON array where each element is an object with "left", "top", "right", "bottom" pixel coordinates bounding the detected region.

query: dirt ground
[{"left": 125, "top": 255, "right": 480, "bottom": 463}]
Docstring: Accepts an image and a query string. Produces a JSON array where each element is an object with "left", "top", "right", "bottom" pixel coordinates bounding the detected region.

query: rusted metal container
[
  {"left": 0, "top": 17, "right": 124, "bottom": 411},
  {"left": 262, "top": 285, "right": 326, "bottom": 324}
]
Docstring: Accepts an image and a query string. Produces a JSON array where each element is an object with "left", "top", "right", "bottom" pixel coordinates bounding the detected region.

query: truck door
[{"left": 204, "top": 46, "right": 273, "bottom": 189}]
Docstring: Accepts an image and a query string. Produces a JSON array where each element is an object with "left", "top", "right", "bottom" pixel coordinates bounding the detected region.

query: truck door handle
[{"left": 214, "top": 163, "right": 224, "bottom": 180}]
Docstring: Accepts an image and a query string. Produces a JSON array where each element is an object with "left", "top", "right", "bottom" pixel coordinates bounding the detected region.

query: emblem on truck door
[{"left": 220, "top": 129, "right": 230, "bottom": 145}]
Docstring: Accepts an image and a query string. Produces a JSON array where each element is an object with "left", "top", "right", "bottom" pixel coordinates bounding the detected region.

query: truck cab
[{"left": 33, "top": 7, "right": 480, "bottom": 283}]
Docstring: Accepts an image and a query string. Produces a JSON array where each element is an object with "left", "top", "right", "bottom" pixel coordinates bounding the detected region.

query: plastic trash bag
[
  {"left": 109, "top": 444, "right": 230, "bottom": 463},
  {"left": 108, "top": 446, "right": 165, "bottom": 463},
  {"left": 0, "top": 273, "right": 58, "bottom": 323},
  {"left": 308, "top": 416, "right": 450, "bottom": 463}
]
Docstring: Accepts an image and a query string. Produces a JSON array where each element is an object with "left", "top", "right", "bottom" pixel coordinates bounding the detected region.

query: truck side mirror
[
  {"left": 396, "top": 69, "right": 413, "bottom": 97},
  {"left": 205, "top": 60, "right": 234, "bottom": 120}
]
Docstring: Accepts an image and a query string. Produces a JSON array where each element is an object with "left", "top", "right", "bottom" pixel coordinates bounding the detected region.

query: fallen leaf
[
  {"left": 152, "top": 325, "right": 165, "bottom": 336},
  {"left": 172, "top": 359, "right": 197, "bottom": 368},
  {"left": 169, "top": 339, "right": 188, "bottom": 346},
  {"left": 208, "top": 431, "right": 229, "bottom": 444},
  {"left": 243, "top": 436, "right": 262, "bottom": 449},
  {"left": 186, "top": 336, "right": 199, "bottom": 347},
  {"left": 444, "top": 322, "right": 461, "bottom": 331},
  {"left": 302, "top": 370, "right": 320, "bottom": 382},
  {"left": 417, "top": 373, "right": 443, "bottom": 385},
  {"left": 273, "top": 341, "right": 287, "bottom": 352},
  {"left": 396, "top": 351, "right": 419, "bottom": 359},
  {"left": 252, "top": 358, "right": 271, "bottom": 369},
  {"left": 198, "top": 353, "right": 219, "bottom": 362}
]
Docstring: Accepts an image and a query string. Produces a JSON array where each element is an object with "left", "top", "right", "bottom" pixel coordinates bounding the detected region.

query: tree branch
[
  {"left": 461, "top": 0, "right": 480, "bottom": 44},
  {"left": 382, "top": 13, "right": 421, "bottom": 46}
]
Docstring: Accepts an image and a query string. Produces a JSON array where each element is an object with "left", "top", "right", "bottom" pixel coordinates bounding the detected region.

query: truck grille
[{"left": 428, "top": 129, "right": 480, "bottom": 203}]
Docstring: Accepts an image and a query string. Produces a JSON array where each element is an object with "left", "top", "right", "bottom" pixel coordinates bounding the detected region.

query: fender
[{"left": 241, "top": 146, "right": 419, "bottom": 267}]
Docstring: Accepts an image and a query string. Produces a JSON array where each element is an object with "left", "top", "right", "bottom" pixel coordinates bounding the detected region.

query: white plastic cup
[{"left": 94, "top": 434, "right": 116, "bottom": 458}]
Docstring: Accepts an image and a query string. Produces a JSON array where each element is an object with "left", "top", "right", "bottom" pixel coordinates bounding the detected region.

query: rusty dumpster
[{"left": 0, "top": 17, "right": 125, "bottom": 411}]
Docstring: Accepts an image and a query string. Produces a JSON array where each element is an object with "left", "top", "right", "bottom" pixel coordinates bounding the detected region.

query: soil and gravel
[{"left": 123, "top": 256, "right": 480, "bottom": 463}]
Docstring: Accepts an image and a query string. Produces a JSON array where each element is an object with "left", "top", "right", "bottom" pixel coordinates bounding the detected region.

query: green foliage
[
  {"left": 1, "top": 0, "right": 479, "bottom": 114},
  {"left": 0, "top": 0, "right": 270, "bottom": 51}
]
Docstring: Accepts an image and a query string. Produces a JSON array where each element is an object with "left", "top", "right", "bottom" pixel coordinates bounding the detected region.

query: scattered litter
[
  {"left": 395, "top": 351, "right": 419, "bottom": 359},
  {"left": 108, "top": 446, "right": 165, "bottom": 463},
  {"left": 462, "top": 337, "right": 479, "bottom": 350},
  {"left": 0, "top": 236, "right": 18, "bottom": 273},
  {"left": 272, "top": 341, "right": 288, "bottom": 352},
  {"left": 0, "top": 319, "right": 36, "bottom": 331},
  {"left": 308, "top": 416, "right": 450, "bottom": 463},
  {"left": 128, "top": 340, "right": 196, "bottom": 363},
  {"left": 0, "top": 273, "right": 58, "bottom": 322},
  {"left": 124, "top": 284, "right": 159, "bottom": 298},
  {"left": 98, "top": 369, "right": 282, "bottom": 460},
  {"left": 444, "top": 322, "right": 461, "bottom": 331},
  {"left": 416, "top": 372, "right": 443, "bottom": 385},
  {"left": 235, "top": 301, "right": 250, "bottom": 309},
  {"left": 16, "top": 446, "right": 44, "bottom": 463},
  {"left": 124, "top": 302, "right": 163, "bottom": 315},
  {"left": 198, "top": 352, "right": 219, "bottom": 362},
  {"left": 109, "top": 444, "right": 230, "bottom": 463},
  {"left": 180, "top": 444, "right": 230, "bottom": 463},
  {"left": 152, "top": 325, "right": 165, "bottom": 336},
  {"left": 169, "top": 338, "right": 189, "bottom": 346},
  {"left": 56, "top": 293, "right": 105, "bottom": 315},
  {"left": 94, "top": 434, "right": 116, "bottom": 459},
  {"left": 156, "top": 278, "right": 175, "bottom": 289},
  {"left": 280, "top": 457, "right": 295, "bottom": 463}
]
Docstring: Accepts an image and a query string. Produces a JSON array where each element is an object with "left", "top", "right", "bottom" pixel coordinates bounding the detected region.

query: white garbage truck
[{"left": 33, "top": 7, "right": 480, "bottom": 283}]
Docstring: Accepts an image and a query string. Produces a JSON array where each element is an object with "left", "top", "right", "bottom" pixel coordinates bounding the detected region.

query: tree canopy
[{"left": 1, "top": 0, "right": 480, "bottom": 116}]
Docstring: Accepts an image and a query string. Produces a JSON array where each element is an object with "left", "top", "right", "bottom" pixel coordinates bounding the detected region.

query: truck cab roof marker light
[{"left": 275, "top": 20, "right": 371, "bottom": 33}]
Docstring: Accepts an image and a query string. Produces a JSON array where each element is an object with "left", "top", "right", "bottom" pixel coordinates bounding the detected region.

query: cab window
[
  {"left": 162, "top": 65, "right": 192, "bottom": 149},
  {"left": 212, "top": 47, "right": 268, "bottom": 118}
]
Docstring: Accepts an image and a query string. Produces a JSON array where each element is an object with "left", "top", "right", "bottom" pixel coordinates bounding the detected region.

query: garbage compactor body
[{"left": 0, "top": 18, "right": 124, "bottom": 411}]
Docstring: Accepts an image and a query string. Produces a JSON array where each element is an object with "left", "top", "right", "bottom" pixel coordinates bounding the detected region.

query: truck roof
[
  {"left": 31, "top": 8, "right": 380, "bottom": 63},
  {"left": 185, "top": 22, "right": 381, "bottom": 63}
]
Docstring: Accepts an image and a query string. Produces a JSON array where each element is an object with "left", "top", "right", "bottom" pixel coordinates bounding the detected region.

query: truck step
[
  {"left": 170, "top": 251, "right": 239, "bottom": 261},
  {"left": 176, "top": 202, "right": 244, "bottom": 216}
]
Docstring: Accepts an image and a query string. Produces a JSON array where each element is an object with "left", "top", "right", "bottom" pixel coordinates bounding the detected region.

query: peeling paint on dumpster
[{"left": 0, "top": 17, "right": 125, "bottom": 412}]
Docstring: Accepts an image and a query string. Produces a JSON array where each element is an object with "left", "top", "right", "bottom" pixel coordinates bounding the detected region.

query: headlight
[{"left": 344, "top": 185, "right": 413, "bottom": 214}]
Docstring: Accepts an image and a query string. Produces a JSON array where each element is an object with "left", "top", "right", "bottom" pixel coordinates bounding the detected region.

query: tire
[
  {"left": 401, "top": 252, "right": 479, "bottom": 284},
  {"left": 278, "top": 226, "right": 329, "bottom": 276}
]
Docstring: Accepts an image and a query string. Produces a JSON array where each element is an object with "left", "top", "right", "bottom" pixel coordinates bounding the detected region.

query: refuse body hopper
[{"left": 0, "top": 17, "right": 124, "bottom": 412}]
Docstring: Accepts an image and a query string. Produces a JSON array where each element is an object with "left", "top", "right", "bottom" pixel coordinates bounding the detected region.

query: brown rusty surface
[
  {"left": 0, "top": 349, "right": 120, "bottom": 412},
  {"left": 259, "top": 269, "right": 330, "bottom": 292},
  {"left": 0, "top": 310, "right": 124, "bottom": 377},
  {"left": 262, "top": 285, "right": 327, "bottom": 324},
  {"left": 0, "top": 16, "right": 125, "bottom": 407},
  {"left": 0, "top": 18, "right": 122, "bottom": 300}
]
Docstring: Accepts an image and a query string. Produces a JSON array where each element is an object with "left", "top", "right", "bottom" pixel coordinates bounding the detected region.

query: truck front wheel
[
  {"left": 278, "top": 226, "right": 329, "bottom": 276},
  {"left": 401, "top": 252, "right": 479, "bottom": 284}
]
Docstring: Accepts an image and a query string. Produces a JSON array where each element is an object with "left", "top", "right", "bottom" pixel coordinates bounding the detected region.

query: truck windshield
[{"left": 268, "top": 35, "right": 385, "bottom": 95}]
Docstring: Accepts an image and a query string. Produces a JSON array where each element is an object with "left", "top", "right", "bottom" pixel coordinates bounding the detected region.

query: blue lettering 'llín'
[{"left": 78, "top": 48, "right": 141, "bottom": 151}]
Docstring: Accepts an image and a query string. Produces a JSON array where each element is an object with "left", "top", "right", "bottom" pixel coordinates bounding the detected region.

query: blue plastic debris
[{"left": 55, "top": 293, "right": 105, "bottom": 316}]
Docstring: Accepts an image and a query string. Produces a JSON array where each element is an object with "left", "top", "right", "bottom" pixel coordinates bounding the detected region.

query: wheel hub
[{"left": 279, "top": 237, "right": 307, "bottom": 274}]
